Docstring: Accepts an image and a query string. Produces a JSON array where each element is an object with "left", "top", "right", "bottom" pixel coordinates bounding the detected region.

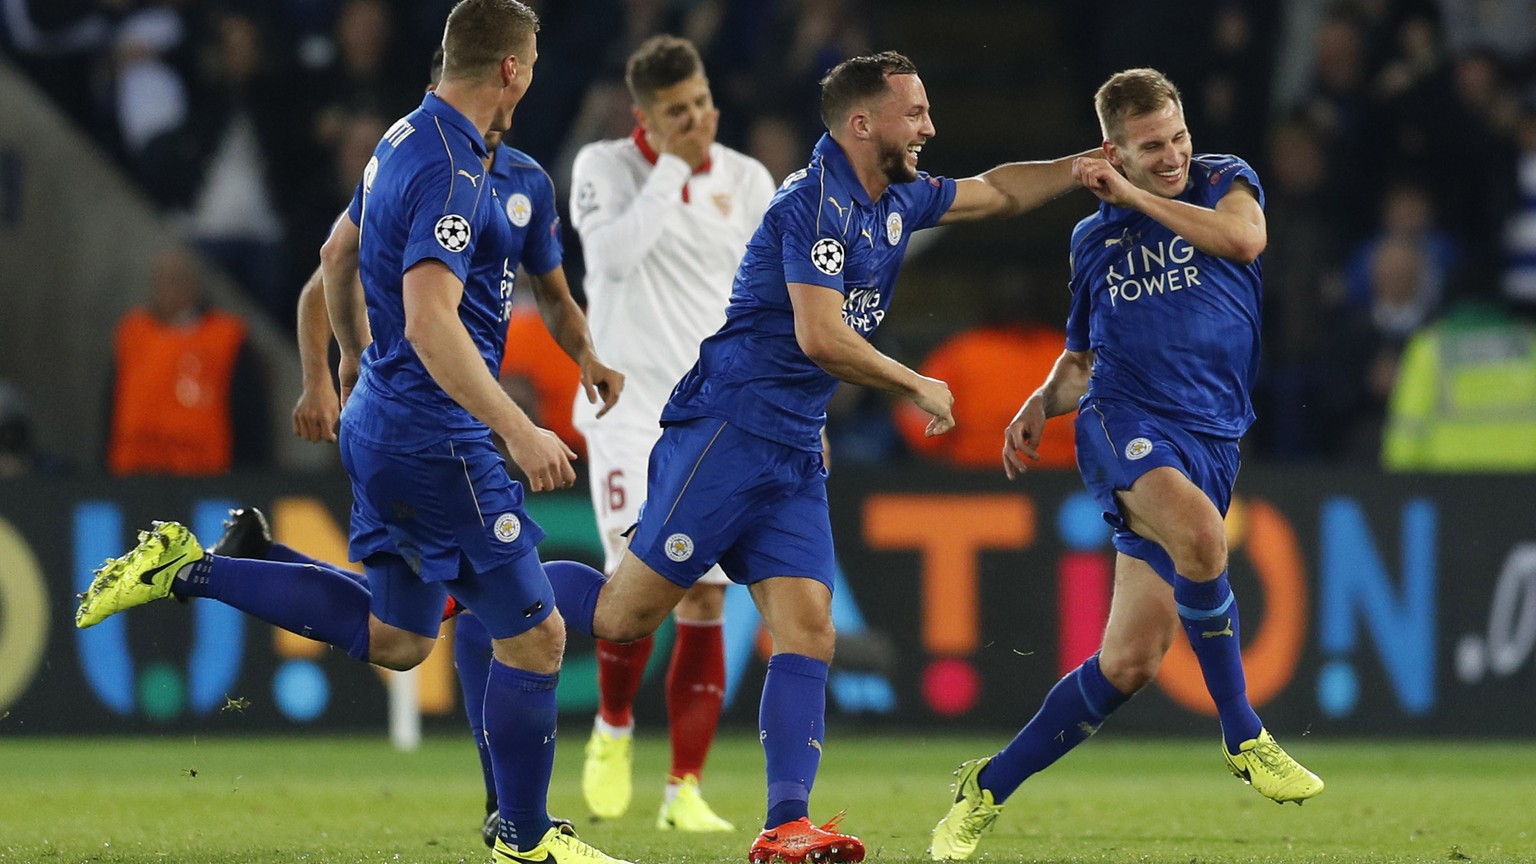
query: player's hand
[
  {"left": 580, "top": 357, "right": 625, "bottom": 419},
  {"left": 506, "top": 425, "right": 578, "bottom": 492},
  {"left": 337, "top": 355, "right": 360, "bottom": 408},
  {"left": 1073, "top": 158, "right": 1139, "bottom": 208},
  {"left": 659, "top": 109, "right": 718, "bottom": 172},
  {"left": 1002, "top": 394, "right": 1047, "bottom": 480},
  {"left": 911, "top": 375, "right": 955, "bottom": 437},
  {"left": 292, "top": 383, "right": 341, "bottom": 443}
]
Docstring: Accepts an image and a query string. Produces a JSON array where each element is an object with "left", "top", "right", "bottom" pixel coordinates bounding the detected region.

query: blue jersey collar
[
  {"left": 814, "top": 134, "right": 873, "bottom": 207},
  {"left": 421, "top": 92, "right": 489, "bottom": 159}
]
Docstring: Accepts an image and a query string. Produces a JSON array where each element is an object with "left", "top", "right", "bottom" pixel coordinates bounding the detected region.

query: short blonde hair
[
  {"left": 441, "top": 0, "right": 538, "bottom": 82},
  {"left": 1094, "top": 68, "right": 1182, "bottom": 143}
]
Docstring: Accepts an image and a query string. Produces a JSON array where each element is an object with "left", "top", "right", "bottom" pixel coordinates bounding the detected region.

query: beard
[{"left": 878, "top": 138, "right": 918, "bottom": 184}]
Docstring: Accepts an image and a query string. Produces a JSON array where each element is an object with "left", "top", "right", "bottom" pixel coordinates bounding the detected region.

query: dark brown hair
[
  {"left": 819, "top": 51, "right": 919, "bottom": 131},
  {"left": 624, "top": 35, "right": 704, "bottom": 105}
]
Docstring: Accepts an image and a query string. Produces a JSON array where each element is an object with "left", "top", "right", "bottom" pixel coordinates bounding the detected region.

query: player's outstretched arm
[
  {"left": 292, "top": 263, "right": 341, "bottom": 442},
  {"left": 939, "top": 149, "right": 1102, "bottom": 224},
  {"left": 318, "top": 214, "right": 372, "bottom": 403},
  {"left": 1076, "top": 159, "right": 1266, "bottom": 263},
  {"left": 789, "top": 282, "right": 954, "bottom": 436},
  {"left": 402, "top": 260, "right": 577, "bottom": 492},
  {"left": 527, "top": 266, "right": 623, "bottom": 417},
  {"left": 1003, "top": 348, "right": 1092, "bottom": 480}
]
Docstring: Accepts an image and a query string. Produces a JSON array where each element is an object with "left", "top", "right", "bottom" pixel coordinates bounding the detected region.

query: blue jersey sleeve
[
  {"left": 1065, "top": 251, "right": 1091, "bottom": 352},
  {"left": 401, "top": 164, "right": 486, "bottom": 284},
  {"left": 347, "top": 180, "right": 364, "bottom": 226},
  {"left": 1202, "top": 155, "right": 1265, "bottom": 210},
  {"left": 780, "top": 186, "right": 847, "bottom": 293},
  {"left": 1064, "top": 217, "right": 1097, "bottom": 352},
  {"left": 906, "top": 174, "right": 958, "bottom": 231},
  {"left": 520, "top": 169, "right": 563, "bottom": 276}
]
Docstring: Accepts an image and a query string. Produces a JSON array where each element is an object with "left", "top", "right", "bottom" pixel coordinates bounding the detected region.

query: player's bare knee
[
  {"left": 493, "top": 614, "right": 565, "bottom": 674},
  {"left": 1173, "top": 524, "right": 1227, "bottom": 581},
  {"left": 1098, "top": 646, "right": 1161, "bottom": 693},
  {"left": 772, "top": 617, "right": 836, "bottom": 662},
  {"left": 369, "top": 632, "right": 435, "bottom": 671}
]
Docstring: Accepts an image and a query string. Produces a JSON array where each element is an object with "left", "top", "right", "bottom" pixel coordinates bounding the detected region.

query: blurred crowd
[{"left": 3, "top": 0, "right": 1535, "bottom": 475}]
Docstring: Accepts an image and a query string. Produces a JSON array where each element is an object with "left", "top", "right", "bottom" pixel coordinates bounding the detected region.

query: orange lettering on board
[{"left": 863, "top": 495, "right": 1034, "bottom": 656}]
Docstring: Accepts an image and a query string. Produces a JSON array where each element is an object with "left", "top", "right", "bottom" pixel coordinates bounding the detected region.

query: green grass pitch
[{"left": 2, "top": 733, "right": 1533, "bottom": 863}]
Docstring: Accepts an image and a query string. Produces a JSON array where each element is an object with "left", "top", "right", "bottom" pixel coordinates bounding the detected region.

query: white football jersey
[{"left": 569, "top": 131, "right": 776, "bottom": 434}]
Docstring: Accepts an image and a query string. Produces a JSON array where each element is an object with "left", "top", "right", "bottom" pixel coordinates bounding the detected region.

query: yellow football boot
[
  {"left": 930, "top": 757, "right": 1003, "bottom": 861},
  {"left": 76, "top": 521, "right": 202, "bottom": 628},
  {"left": 1224, "top": 728, "right": 1324, "bottom": 804}
]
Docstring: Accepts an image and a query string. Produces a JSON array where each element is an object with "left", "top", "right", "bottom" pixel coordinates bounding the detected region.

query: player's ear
[
  {"left": 1102, "top": 139, "right": 1122, "bottom": 168},
  {"left": 500, "top": 54, "right": 518, "bottom": 87},
  {"left": 849, "top": 109, "right": 871, "bottom": 141},
  {"left": 632, "top": 104, "right": 650, "bottom": 133}
]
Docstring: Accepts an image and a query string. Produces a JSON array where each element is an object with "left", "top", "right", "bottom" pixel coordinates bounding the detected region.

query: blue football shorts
[
  {"left": 1074, "top": 396, "right": 1240, "bottom": 585},
  {"left": 339, "top": 431, "right": 554, "bottom": 639},
  {"left": 627, "top": 418, "right": 835, "bottom": 592}
]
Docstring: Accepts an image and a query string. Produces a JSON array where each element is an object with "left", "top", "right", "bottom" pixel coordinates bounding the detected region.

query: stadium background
[{"left": 1, "top": 0, "right": 1535, "bottom": 742}]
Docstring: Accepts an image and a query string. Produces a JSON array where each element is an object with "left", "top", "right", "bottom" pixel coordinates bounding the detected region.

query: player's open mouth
[
  {"left": 1155, "top": 166, "right": 1184, "bottom": 184},
  {"left": 907, "top": 144, "right": 923, "bottom": 161}
]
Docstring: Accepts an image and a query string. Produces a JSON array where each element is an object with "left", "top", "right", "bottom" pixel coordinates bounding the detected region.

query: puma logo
[
  {"left": 458, "top": 169, "right": 482, "bottom": 187},
  {"left": 826, "top": 196, "right": 846, "bottom": 219},
  {"left": 1202, "top": 617, "right": 1235, "bottom": 639}
]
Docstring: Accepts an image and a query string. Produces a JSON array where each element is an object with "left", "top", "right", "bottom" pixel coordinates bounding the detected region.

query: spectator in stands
[
  {"left": 114, "top": 0, "right": 202, "bottom": 208},
  {"left": 1251, "top": 117, "right": 1348, "bottom": 458},
  {"left": 1319, "top": 236, "right": 1438, "bottom": 461},
  {"left": 1345, "top": 182, "right": 1458, "bottom": 312},
  {"left": 106, "top": 247, "right": 269, "bottom": 476},
  {"left": 185, "top": 11, "right": 294, "bottom": 325},
  {"left": 306, "top": 0, "right": 413, "bottom": 152},
  {"left": 1384, "top": 298, "right": 1536, "bottom": 470},
  {"left": 1503, "top": 99, "right": 1536, "bottom": 310}
]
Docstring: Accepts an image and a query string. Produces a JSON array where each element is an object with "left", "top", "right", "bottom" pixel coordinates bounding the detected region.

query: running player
[
  {"left": 540, "top": 51, "right": 1097, "bottom": 863},
  {"left": 76, "top": 4, "right": 628, "bottom": 863},
  {"left": 929, "top": 68, "right": 1323, "bottom": 862}
]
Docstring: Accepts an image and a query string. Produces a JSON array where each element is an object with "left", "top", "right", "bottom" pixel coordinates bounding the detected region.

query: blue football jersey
[
  {"left": 1066, "top": 154, "right": 1264, "bottom": 439},
  {"left": 660, "top": 134, "right": 956, "bottom": 450},
  {"left": 343, "top": 93, "right": 562, "bottom": 452}
]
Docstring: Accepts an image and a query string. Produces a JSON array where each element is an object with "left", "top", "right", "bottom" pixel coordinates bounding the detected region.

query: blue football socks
[
  {"left": 1174, "top": 572, "right": 1262, "bottom": 752},
  {"left": 172, "top": 555, "right": 371, "bottom": 660},
  {"left": 486, "top": 661, "right": 558, "bottom": 852},
  {"left": 543, "top": 559, "right": 605, "bottom": 638},
  {"left": 760, "top": 653, "right": 828, "bottom": 829},
  {"left": 267, "top": 542, "right": 369, "bottom": 589},
  {"left": 978, "top": 653, "right": 1130, "bottom": 802},
  {"left": 454, "top": 612, "right": 497, "bottom": 810}
]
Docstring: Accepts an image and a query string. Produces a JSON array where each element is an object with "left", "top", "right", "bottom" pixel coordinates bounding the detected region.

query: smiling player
[{"left": 929, "top": 68, "right": 1323, "bottom": 862}]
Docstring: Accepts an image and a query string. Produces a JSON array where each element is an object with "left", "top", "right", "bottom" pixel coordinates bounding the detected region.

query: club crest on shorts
[
  {"left": 810, "top": 237, "right": 844, "bottom": 275},
  {"left": 493, "top": 512, "right": 521, "bottom": 543},
  {"left": 664, "top": 533, "right": 695, "bottom": 562},
  {"left": 886, "top": 211, "right": 903, "bottom": 245},
  {"left": 1124, "top": 437, "right": 1153, "bottom": 461},
  {"left": 434, "top": 214, "right": 471, "bottom": 252},
  {"left": 506, "top": 193, "right": 533, "bottom": 227}
]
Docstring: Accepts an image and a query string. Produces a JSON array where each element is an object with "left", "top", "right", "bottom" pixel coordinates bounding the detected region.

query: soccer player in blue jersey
[
  {"left": 280, "top": 43, "right": 594, "bottom": 850},
  {"left": 928, "top": 68, "right": 1324, "bottom": 861},
  {"left": 75, "top": 4, "right": 631, "bottom": 864},
  {"left": 539, "top": 50, "right": 1095, "bottom": 863}
]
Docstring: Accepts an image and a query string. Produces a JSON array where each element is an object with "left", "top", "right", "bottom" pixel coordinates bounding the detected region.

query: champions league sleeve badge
[
  {"left": 810, "top": 237, "right": 845, "bottom": 276},
  {"left": 434, "top": 214, "right": 472, "bottom": 252}
]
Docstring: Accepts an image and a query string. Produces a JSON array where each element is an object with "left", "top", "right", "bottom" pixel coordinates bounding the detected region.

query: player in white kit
[{"left": 569, "top": 34, "right": 777, "bottom": 832}]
